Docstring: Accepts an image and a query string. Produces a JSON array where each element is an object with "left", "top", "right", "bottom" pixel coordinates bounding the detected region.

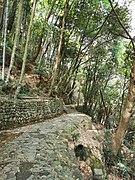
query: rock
[
  {"left": 16, "top": 171, "right": 32, "bottom": 180},
  {"left": 93, "top": 168, "right": 103, "bottom": 180},
  {"left": 72, "top": 168, "right": 83, "bottom": 179},
  {"left": 7, "top": 172, "right": 16, "bottom": 179},
  {"left": 26, "top": 175, "right": 34, "bottom": 180},
  {"left": 63, "top": 105, "right": 78, "bottom": 114}
]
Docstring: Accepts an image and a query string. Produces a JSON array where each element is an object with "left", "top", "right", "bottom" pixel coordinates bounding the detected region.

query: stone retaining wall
[{"left": 0, "top": 97, "right": 63, "bottom": 130}]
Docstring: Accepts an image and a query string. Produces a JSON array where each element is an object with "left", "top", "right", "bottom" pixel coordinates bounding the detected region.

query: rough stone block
[{"left": 93, "top": 168, "right": 103, "bottom": 180}]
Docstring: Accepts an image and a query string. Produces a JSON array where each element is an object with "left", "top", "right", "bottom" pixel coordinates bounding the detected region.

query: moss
[
  {"left": 81, "top": 147, "right": 104, "bottom": 169},
  {"left": 90, "top": 155, "right": 104, "bottom": 169},
  {"left": 72, "top": 131, "right": 81, "bottom": 141}
]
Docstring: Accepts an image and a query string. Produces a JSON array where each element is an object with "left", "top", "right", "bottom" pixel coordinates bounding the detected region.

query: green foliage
[
  {"left": 33, "top": 67, "right": 50, "bottom": 78},
  {"left": 104, "top": 129, "right": 134, "bottom": 178},
  {"left": 19, "top": 81, "right": 31, "bottom": 95},
  {"left": 72, "top": 131, "right": 80, "bottom": 142},
  {"left": 107, "top": 6, "right": 131, "bottom": 34}
]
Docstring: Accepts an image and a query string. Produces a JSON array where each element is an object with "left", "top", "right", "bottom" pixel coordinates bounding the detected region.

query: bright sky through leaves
[
  {"left": 116, "top": 0, "right": 135, "bottom": 36},
  {"left": 130, "top": 1, "right": 135, "bottom": 36}
]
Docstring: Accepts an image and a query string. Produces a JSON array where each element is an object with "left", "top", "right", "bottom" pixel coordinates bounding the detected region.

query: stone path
[{"left": 0, "top": 113, "right": 92, "bottom": 180}]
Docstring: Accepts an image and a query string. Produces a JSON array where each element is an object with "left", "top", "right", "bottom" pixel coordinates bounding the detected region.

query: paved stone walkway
[{"left": 0, "top": 113, "right": 91, "bottom": 180}]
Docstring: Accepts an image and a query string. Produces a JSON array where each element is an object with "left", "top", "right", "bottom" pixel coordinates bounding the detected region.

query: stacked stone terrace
[{"left": 0, "top": 97, "right": 63, "bottom": 130}]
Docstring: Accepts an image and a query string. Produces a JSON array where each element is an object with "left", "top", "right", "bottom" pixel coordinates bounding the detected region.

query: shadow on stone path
[{"left": 0, "top": 113, "right": 92, "bottom": 180}]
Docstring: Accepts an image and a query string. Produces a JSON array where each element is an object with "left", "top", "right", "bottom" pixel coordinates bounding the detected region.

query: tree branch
[
  {"left": 81, "top": 4, "right": 118, "bottom": 52},
  {"left": 108, "top": 0, "right": 135, "bottom": 51}
]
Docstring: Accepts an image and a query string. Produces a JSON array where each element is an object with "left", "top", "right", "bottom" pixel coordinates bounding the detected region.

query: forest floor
[{"left": 0, "top": 66, "right": 48, "bottom": 97}]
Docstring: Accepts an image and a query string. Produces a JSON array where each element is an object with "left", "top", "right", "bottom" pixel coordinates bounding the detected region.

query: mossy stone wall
[{"left": 0, "top": 97, "right": 63, "bottom": 130}]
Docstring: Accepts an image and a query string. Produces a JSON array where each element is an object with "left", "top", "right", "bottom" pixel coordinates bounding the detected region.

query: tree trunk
[
  {"left": 2, "top": 0, "right": 8, "bottom": 81},
  {"left": 48, "top": 0, "right": 69, "bottom": 96},
  {"left": 7, "top": 0, "right": 17, "bottom": 31},
  {"left": 6, "top": 0, "right": 23, "bottom": 84},
  {"left": 31, "top": 0, "right": 57, "bottom": 62},
  {"left": 0, "top": 0, "right": 4, "bottom": 30},
  {"left": 14, "top": 0, "right": 37, "bottom": 98},
  {"left": 108, "top": 0, "right": 135, "bottom": 154},
  {"left": 37, "top": 12, "right": 59, "bottom": 70},
  {"left": 31, "top": 30, "right": 43, "bottom": 62},
  {"left": 111, "top": 56, "right": 135, "bottom": 154},
  {"left": 38, "top": 40, "right": 51, "bottom": 70}
]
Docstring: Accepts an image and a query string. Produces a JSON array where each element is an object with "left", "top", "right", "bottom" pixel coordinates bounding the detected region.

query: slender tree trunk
[
  {"left": 2, "top": 0, "right": 8, "bottom": 81},
  {"left": 38, "top": 12, "right": 59, "bottom": 70},
  {"left": 6, "top": 0, "right": 23, "bottom": 84},
  {"left": 20, "top": 0, "right": 27, "bottom": 42},
  {"left": 111, "top": 56, "right": 135, "bottom": 154},
  {"left": 0, "top": 0, "right": 4, "bottom": 30},
  {"left": 31, "top": 0, "right": 57, "bottom": 62},
  {"left": 14, "top": 0, "right": 37, "bottom": 98},
  {"left": 55, "top": 36, "right": 83, "bottom": 92},
  {"left": 32, "top": 30, "right": 43, "bottom": 62},
  {"left": 38, "top": 40, "right": 51, "bottom": 70},
  {"left": 77, "top": 81, "right": 81, "bottom": 108},
  {"left": 7, "top": 0, "right": 17, "bottom": 31},
  {"left": 48, "top": 0, "right": 69, "bottom": 96},
  {"left": 56, "top": 18, "right": 89, "bottom": 92},
  {"left": 37, "top": 37, "right": 49, "bottom": 70},
  {"left": 119, "top": 78, "right": 127, "bottom": 118},
  {"left": 100, "top": 89, "right": 109, "bottom": 125}
]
